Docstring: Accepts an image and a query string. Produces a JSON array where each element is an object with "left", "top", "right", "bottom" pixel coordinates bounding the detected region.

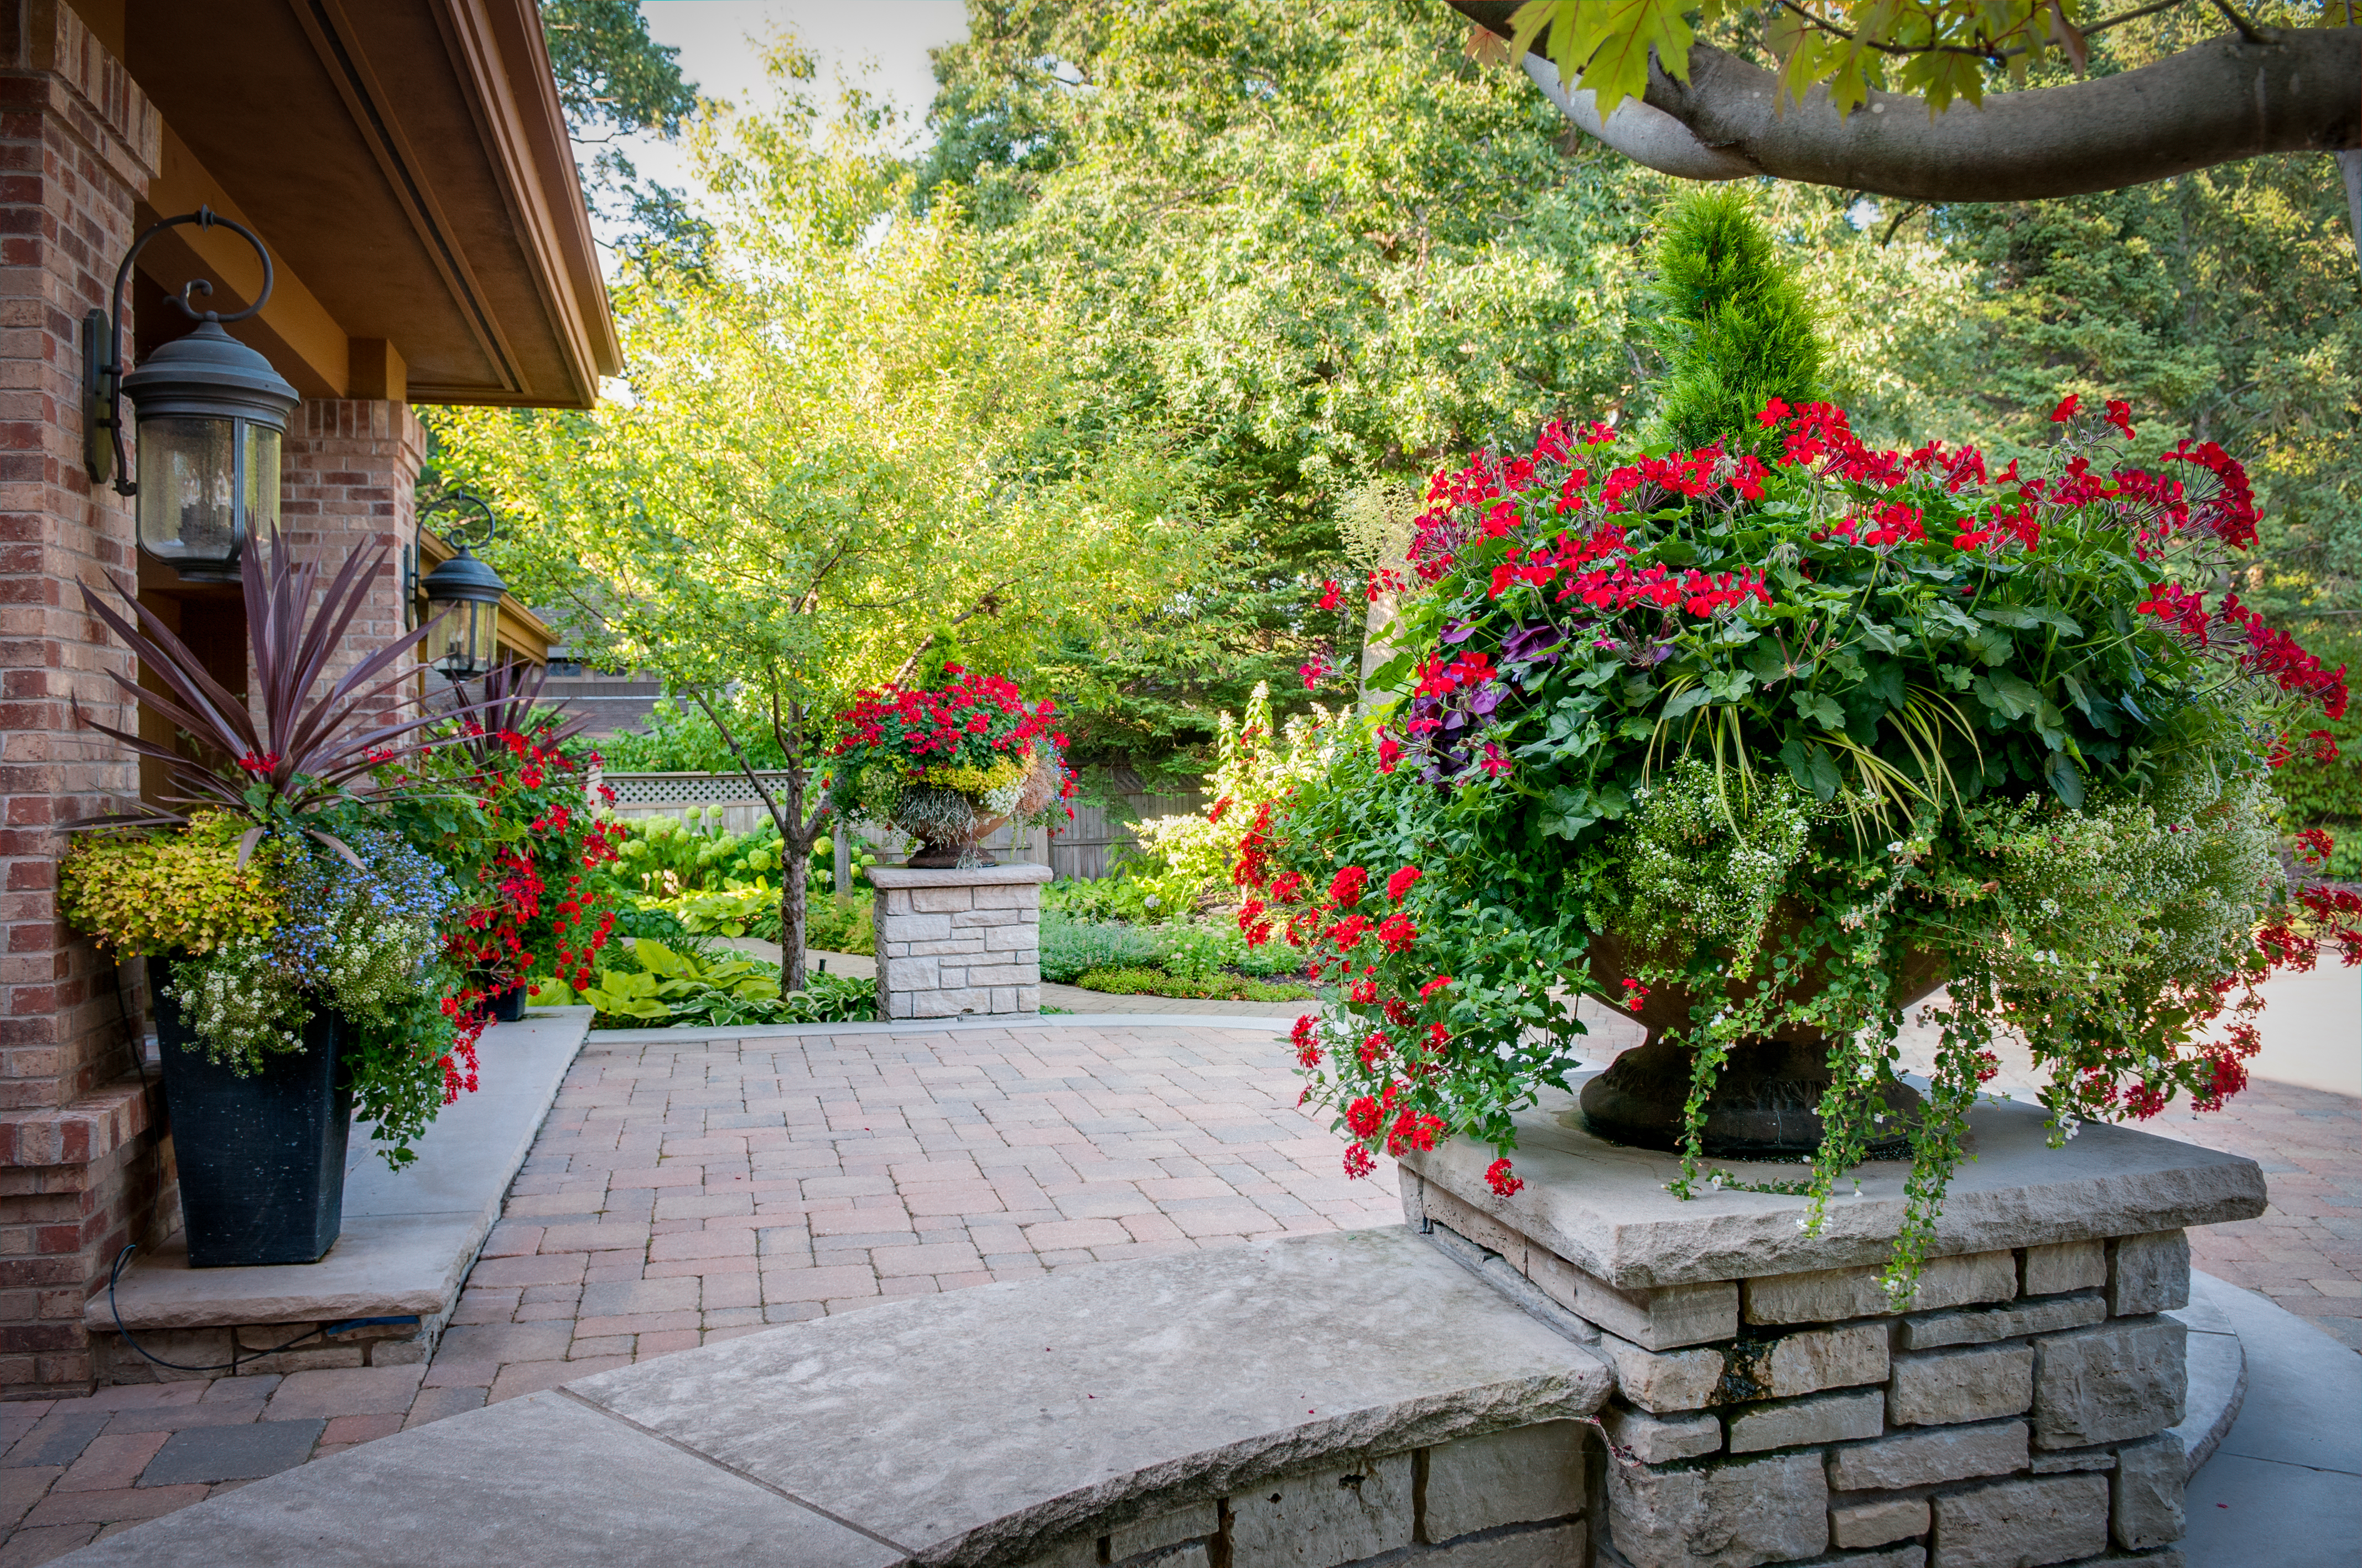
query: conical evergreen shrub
[{"left": 1650, "top": 189, "right": 1826, "bottom": 451}]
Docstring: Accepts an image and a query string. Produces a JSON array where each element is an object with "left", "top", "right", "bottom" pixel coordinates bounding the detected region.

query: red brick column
[
  {"left": 277, "top": 399, "right": 424, "bottom": 708},
  {"left": 0, "top": 8, "right": 168, "bottom": 1394}
]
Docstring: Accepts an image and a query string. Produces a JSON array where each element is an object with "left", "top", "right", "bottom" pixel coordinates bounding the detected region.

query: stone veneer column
[
  {"left": 276, "top": 398, "right": 423, "bottom": 708},
  {"left": 868, "top": 864, "right": 1051, "bottom": 1019},
  {"left": 1396, "top": 1089, "right": 2265, "bottom": 1568},
  {"left": 0, "top": 7, "right": 169, "bottom": 1394}
]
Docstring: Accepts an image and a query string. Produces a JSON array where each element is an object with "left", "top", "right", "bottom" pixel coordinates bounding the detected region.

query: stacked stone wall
[
  {"left": 1020, "top": 1421, "right": 1596, "bottom": 1568},
  {"left": 1410, "top": 1174, "right": 2194, "bottom": 1568},
  {"left": 870, "top": 864, "right": 1049, "bottom": 1018}
]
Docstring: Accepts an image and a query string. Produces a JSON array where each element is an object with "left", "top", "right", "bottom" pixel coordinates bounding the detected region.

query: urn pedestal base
[
  {"left": 1579, "top": 1035, "right": 1923, "bottom": 1158},
  {"left": 1399, "top": 1076, "right": 2266, "bottom": 1568},
  {"left": 868, "top": 863, "right": 1051, "bottom": 1019}
]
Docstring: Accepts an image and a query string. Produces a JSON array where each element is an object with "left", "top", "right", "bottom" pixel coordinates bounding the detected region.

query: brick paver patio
[
  {"left": 0, "top": 1017, "right": 1392, "bottom": 1563},
  {"left": 0, "top": 1003, "right": 2351, "bottom": 1562}
]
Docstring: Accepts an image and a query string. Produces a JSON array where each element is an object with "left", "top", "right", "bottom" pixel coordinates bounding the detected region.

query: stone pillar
[
  {"left": 277, "top": 398, "right": 423, "bottom": 706},
  {"left": 868, "top": 864, "right": 1050, "bottom": 1019},
  {"left": 0, "top": 7, "right": 169, "bottom": 1395},
  {"left": 1398, "top": 1088, "right": 2261, "bottom": 1568}
]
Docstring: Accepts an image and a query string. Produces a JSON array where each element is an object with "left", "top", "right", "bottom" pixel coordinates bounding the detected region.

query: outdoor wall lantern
[
  {"left": 84, "top": 207, "right": 300, "bottom": 583},
  {"left": 416, "top": 492, "right": 510, "bottom": 684}
]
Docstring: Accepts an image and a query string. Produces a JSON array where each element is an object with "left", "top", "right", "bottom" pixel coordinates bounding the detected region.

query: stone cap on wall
[
  {"left": 1404, "top": 1078, "right": 2268, "bottom": 1291},
  {"left": 58, "top": 1227, "right": 1610, "bottom": 1567},
  {"left": 869, "top": 863, "right": 1055, "bottom": 889}
]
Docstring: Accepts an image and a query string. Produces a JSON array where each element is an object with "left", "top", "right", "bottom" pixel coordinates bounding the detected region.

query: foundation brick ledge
[
  {"left": 870, "top": 863, "right": 1053, "bottom": 1020},
  {"left": 0, "top": 1074, "right": 160, "bottom": 1171}
]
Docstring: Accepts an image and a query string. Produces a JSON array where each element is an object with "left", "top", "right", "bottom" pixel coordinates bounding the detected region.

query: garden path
[{"left": 0, "top": 973, "right": 2351, "bottom": 1563}]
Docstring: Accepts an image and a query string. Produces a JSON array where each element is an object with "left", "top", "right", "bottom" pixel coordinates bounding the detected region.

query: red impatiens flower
[
  {"left": 1385, "top": 865, "right": 1422, "bottom": 902},
  {"left": 2104, "top": 399, "right": 2136, "bottom": 439},
  {"left": 2050, "top": 393, "right": 2080, "bottom": 423},
  {"left": 1484, "top": 1157, "right": 1523, "bottom": 1197}
]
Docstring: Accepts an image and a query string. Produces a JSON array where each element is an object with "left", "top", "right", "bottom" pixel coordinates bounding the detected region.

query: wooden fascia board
[
  {"left": 286, "top": 0, "right": 527, "bottom": 399},
  {"left": 430, "top": 0, "right": 620, "bottom": 394},
  {"left": 139, "top": 121, "right": 351, "bottom": 399}
]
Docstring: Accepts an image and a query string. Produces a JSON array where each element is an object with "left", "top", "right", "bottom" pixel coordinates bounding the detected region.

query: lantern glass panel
[
  {"left": 432, "top": 598, "right": 501, "bottom": 679},
  {"left": 241, "top": 422, "right": 282, "bottom": 539},
  {"left": 136, "top": 415, "right": 238, "bottom": 568}
]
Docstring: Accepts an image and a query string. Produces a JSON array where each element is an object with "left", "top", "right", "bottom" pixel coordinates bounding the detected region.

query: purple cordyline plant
[{"left": 74, "top": 533, "right": 492, "bottom": 858}]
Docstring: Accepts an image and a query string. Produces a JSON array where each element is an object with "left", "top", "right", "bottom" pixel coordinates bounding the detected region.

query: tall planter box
[{"left": 153, "top": 974, "right": 352, "bottom": 1268}]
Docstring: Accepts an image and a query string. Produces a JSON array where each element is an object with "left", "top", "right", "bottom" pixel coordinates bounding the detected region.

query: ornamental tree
[{"left": 433, "top": 45, "right": 1189, "bottom": 983}]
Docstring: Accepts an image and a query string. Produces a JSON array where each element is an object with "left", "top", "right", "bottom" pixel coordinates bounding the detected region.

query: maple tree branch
[{"left": 1458, "top": 4, "right": 2361, "bottom": 205}]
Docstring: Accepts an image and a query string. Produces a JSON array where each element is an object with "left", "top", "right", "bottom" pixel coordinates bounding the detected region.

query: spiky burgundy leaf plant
[{"left": 74, "top": 532, "right": 484, "bottom": 846}]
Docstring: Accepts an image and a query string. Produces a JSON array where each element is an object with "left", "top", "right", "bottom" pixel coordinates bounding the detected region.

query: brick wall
[
  {"left": 0, "top": 2, "right": 169, "bottom": 1394},
  {"left": 276, "top": 398, "right": 424, "bottom": 713}
]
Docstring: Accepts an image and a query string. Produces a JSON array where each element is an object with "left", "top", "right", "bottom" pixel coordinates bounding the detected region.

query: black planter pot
[
  {"left": 492, "top": 985, "right": 527, "bottom": 1023},
  {"left": 153, "top": 975, "right": 352, "bottom": 1268}
]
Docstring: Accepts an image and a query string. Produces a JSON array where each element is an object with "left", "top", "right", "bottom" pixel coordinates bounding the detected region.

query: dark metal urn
[
  {"left": 154, "top": 974, "right": 352, "bottom": 1267},
  {"left": 1575, "top": 924, "right": 1947, "bottom": 1158}
]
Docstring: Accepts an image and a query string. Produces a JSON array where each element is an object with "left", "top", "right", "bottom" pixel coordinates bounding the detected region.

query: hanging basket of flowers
[
  {"left": 1240, "top": 194, "right": 2360, "bottom": 1295},
  {"left": 827, "top": 668, "right": 1074, "bottom": 868}
]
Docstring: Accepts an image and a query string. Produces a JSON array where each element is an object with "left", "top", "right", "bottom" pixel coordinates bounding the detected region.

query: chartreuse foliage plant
[
  {"left": 1233, "top": 210, "right": 2358, "bottom": 1296},
  {"left": 59, "top": 813, "right": 281, "bottom": 959}
]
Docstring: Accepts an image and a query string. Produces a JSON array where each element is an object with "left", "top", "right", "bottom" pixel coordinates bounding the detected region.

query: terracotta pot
[{"left": 1574, "top": 915, "right": 1948, "bottom": 1157}]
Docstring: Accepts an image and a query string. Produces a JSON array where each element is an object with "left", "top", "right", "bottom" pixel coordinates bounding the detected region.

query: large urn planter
[
  {"left": 1574, "top": 925, "right": 1949, "bottom": 1158},
  {"left": 153, "top": 965, "right": 352, "bottom": 1268}
]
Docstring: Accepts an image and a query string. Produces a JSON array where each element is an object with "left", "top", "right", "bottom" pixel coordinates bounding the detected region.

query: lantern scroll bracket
[{"left": 82, "top": 205, "right": 278, "bottom": 495}]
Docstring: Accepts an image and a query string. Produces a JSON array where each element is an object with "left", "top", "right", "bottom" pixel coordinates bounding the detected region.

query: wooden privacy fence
[{"left": 594, "top": 771, "right": 1205, "bottom": 880}]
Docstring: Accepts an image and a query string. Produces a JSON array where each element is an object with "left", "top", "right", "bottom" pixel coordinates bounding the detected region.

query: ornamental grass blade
[
  {"left": 63, "top": 706, "right": 245, "bottom": 824},
  {"left": 235, "top": 825, "right": 267, "bottom": 867}
]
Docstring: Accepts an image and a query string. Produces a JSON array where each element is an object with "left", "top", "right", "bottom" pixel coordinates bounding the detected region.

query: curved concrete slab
[{"left": 58, "top": 1227, "right": 1609, "bottom": 1567}]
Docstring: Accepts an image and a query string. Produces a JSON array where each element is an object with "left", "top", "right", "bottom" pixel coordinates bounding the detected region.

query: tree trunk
[
  {"left": 680, "top": 683, "right": 815, "bottom": 989},
  {"left": 1452, "top": 3, "right": 2362, "bottom": 204},
  {"left": 777, "top": 754, "right": 811, "bottom": 993}
]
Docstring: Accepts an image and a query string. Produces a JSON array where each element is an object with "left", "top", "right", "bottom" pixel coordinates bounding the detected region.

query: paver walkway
[
  {"left": 0, "top": 1017, "right": 1393, "bottom": 1564},
  {"left": 0, "top": 972, "right": 2352, "bottom": 1564}
]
